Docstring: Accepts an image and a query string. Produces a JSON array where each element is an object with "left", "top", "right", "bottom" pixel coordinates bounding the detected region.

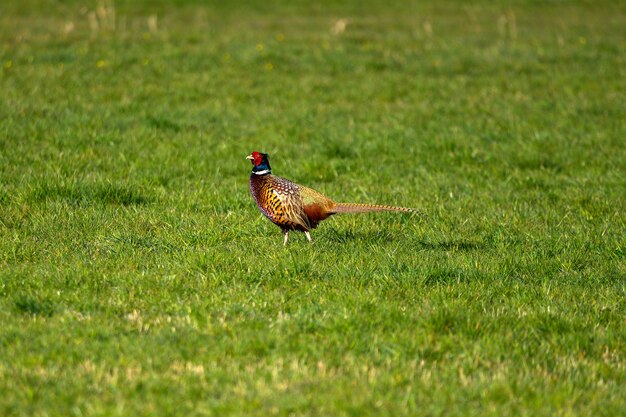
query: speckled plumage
[
  {"left": 246, "top": 151, "right": 413, "bottom": 244},
  {"left": 249, "top": 173, "right": 333, "bottom": 232}
]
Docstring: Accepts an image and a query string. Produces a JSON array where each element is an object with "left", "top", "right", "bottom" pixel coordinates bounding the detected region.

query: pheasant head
[{"left": 246, "top": 151, "right": 271, "bottom": 175}]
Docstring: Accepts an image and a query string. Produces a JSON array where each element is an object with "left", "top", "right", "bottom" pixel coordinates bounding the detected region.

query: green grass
[{"left": 0, "top": 0, "right": 624, "bottom": 415}]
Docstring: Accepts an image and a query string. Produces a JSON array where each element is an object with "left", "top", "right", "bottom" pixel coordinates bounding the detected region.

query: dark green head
[{"left": 246, "top": 151, "right": 271, "bottom": 175}]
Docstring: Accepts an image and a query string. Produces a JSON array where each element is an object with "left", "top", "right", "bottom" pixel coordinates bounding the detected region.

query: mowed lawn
[{"left": 0, "top": 0, "right": 624, "bottom": 415}]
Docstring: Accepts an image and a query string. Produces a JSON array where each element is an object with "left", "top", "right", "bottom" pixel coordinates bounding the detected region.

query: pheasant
[{"left": 246, "top": 151, "right": 413, "bottom": 245}]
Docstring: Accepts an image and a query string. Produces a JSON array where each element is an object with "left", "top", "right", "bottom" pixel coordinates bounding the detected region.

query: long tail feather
[{"left": 332, "top": 202, "right": 413, "bottom": 214}]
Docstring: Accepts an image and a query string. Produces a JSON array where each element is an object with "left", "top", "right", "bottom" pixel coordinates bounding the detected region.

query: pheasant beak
[{"left": 245, "top": 154, "right": 254, "bottom": 160}]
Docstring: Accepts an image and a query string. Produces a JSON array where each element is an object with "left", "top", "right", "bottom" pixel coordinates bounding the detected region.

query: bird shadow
[
  {"left": 322, "top": 229, "right": 397, "bottom": 244},
  {"left": 412, "top": 239, "right": 486, "bottom": 252},
  {"left": 321, "top": 229, "right": 486, "bottom": 252}
]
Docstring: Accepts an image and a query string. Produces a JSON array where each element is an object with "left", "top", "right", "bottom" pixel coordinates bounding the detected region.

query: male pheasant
[{"left": 247, "top": 151, "right": 413, "bottom": 245}]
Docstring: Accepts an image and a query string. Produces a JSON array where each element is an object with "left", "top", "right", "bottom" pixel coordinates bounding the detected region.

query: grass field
[{"left": 0, "top": 0, "right": 625, "bottom": 415}]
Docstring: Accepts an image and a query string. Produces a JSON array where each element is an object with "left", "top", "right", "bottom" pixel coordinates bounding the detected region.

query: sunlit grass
[{"left": 0, "top": 1, "right": 624, "bottom": 416}]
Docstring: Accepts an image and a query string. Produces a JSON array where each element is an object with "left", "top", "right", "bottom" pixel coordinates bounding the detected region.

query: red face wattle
[{"left": 251, "top": 151, "right": 263, "bottom": 166}]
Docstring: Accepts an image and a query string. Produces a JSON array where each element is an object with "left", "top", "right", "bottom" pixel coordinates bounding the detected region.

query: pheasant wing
[
  {"left": 268, "top": 176, "right": 312, "bottom": 231},
  {"left": 298, "top": 185, "right": 336, "bottom": 225}
]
